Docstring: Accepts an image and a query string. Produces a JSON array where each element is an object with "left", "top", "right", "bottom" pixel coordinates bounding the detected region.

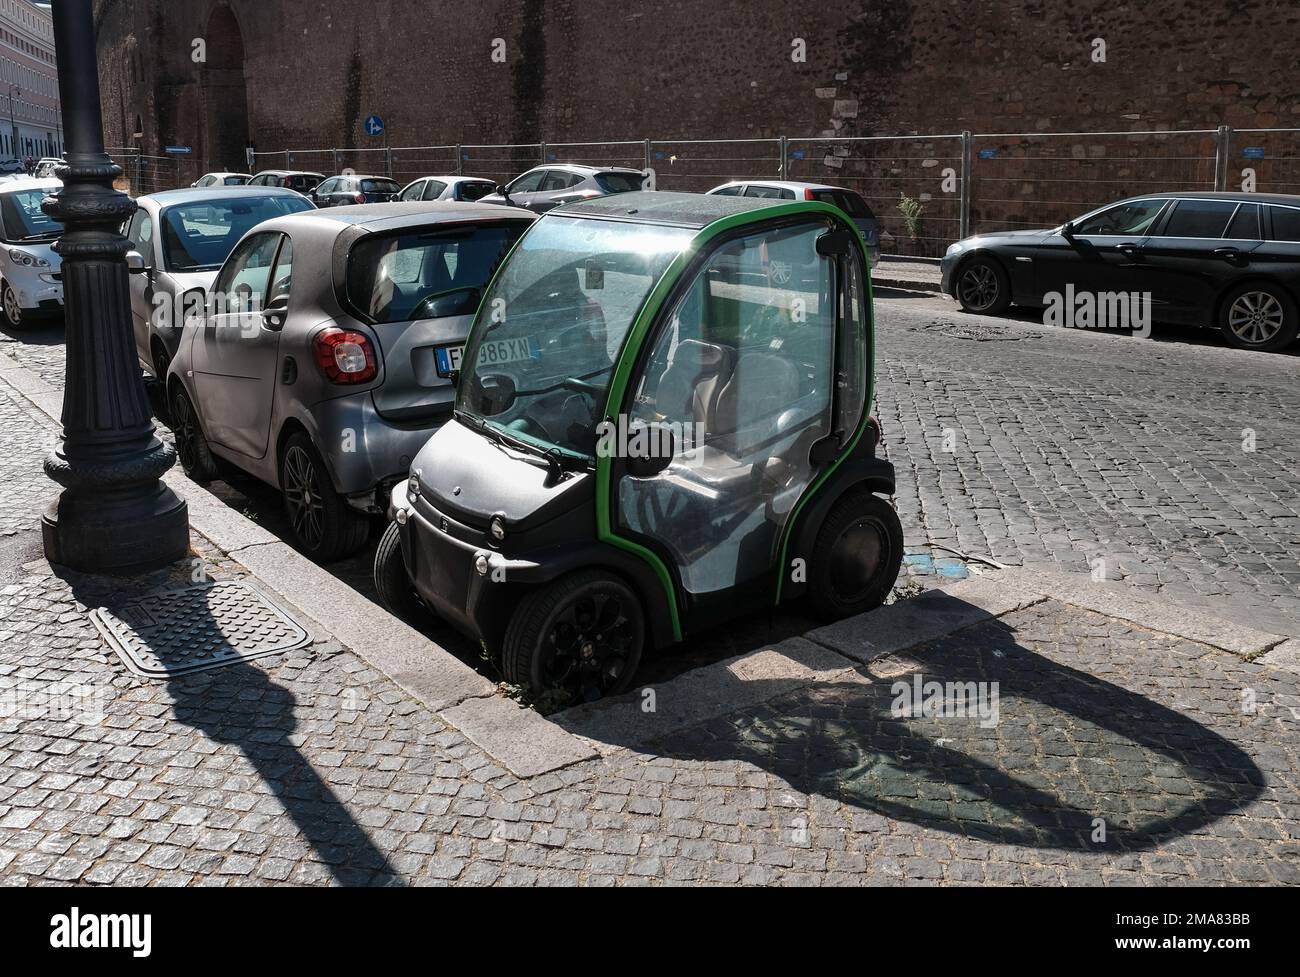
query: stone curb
[
  {"left": 984, "top": 566, "right": 1288, "bottom": 658},
  {"left": 0, "top": 355, "right": 598, "bottom": 779},
  {"left": 871, "top": 276, "right": 944, "bottom": 294}
]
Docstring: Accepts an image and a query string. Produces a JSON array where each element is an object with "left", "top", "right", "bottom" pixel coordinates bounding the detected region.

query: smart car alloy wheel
[{"left": 2, "top": 282, "right": 23, "bottom": 329}]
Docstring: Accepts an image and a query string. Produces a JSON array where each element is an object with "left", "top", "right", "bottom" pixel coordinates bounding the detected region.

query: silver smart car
[
  {"left": 125, "top": 185, "right": 314, "bottom": 379},
  {"left": 166, "top": 201, "right": 535, "bottom": 560}
]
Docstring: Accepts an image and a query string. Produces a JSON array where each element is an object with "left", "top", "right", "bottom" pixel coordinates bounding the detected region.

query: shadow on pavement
[
  {"left": 584, "top": 601, "right": 1266, "bottom": 852},
  {"left": 56, "top": 558, "right": 402, "bottom": 885}
]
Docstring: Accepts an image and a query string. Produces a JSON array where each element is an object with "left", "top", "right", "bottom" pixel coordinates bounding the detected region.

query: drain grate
[{"left": 90, "top": 580, "right": 311, "bottom": 678}]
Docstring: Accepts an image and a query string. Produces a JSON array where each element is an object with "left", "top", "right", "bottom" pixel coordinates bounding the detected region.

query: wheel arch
[{"left": 1212, "top": 275, "right": 1300, "bottom": 326}]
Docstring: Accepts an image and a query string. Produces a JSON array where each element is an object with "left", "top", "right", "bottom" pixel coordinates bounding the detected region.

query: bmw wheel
[
  {"left": 955, "top": 256, "right": 1012, "bottom": 316},
  {"left": 1219, "top": 282, "right": 1299, "bottom": 352}
]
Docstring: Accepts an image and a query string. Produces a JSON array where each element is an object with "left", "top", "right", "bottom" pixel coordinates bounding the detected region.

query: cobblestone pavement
[
  {"left": 3, "top": 303, "right": 1300, "bottom": 886},
  {"left": 3, "top": 545, "right": 1297, "bottom": 886},
  {"left": 871, "top": 292, "right": 1300, "bottom": 636},
  {"left": 8, "top": 295, "right": 1297, "bottom": 640}
]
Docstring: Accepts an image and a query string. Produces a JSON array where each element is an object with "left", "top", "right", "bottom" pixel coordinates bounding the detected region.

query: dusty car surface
[
  {"left": 125, "top": 185, "right": 315, "bottom": 380},
  {"left": 166, "top": 201, "right": 535, "bottom": 560}
]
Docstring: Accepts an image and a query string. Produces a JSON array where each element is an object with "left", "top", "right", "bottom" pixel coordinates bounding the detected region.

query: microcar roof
[{"left": 553, "top": 190, "right": 817, "bottom": 229}]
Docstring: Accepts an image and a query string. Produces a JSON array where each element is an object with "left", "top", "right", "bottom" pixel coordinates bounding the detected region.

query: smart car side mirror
[
  {"left": 626, "top": 423, "right": 676, "bottom": 478},
  {"left": 125, "top": 250, "right": 149, "bottom": 274},
  {"left": 262, "top": 294, "right": 289, "bottom": 332}
]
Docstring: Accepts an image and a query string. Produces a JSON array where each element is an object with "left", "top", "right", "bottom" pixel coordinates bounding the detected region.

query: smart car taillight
[
  {"left": 314, "top": 328, "right": 378, "bottom": 384},
  {"left": 805, "top": 188, "right": 817, "bottom": 200},
  {"left": 354, "top": 192, "right": 365, "bottom": 204}
]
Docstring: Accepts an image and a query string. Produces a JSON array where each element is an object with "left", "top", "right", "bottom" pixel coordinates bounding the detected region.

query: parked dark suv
[
  {"left": 311, "top": 174, "right": 401, "bottom": 207},
  {"left": 479, "top": 163, "right": 646, "bottom": 213},
  {"left": 941, "top": 191, "right": 1300, "bottom": 351},
  {"left": 247, "top": 170, "right": 326, "bottom": 195}
]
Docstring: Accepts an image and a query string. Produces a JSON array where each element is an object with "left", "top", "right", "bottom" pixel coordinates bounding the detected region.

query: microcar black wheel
[
  {"left": 955, "top": 256, "right": 1012, "bottom": 315},
  {"left": 373, "top": 521, "right": 433, "bottom": 623},
  {"left": 1218, "top": 282, "right": 1299, "bottom": 352},
  {"left": 170, "top": 385, "right": 220, "bottom": 484},
  {"left": 808, "top": 492, "right": 904, "bottom": 621},
  {"left": 502, "top": 570, "right": 645, "bottom": 707},
  {"left": 279, "top": 431, "right": 370, "bottom": 562}
]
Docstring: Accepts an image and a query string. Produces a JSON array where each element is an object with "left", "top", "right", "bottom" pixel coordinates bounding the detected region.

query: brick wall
[{"left": 91, "top": 0, "right": 1300, "bottom": 249}]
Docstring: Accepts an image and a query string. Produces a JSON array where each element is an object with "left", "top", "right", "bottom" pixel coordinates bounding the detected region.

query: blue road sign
[
  {"left": 978, "top": 148, "right": 997, "bottom": 159},
  {"left": 364, "top": 114, "right": 385, "bottom": 137},
  {"left": 1242, "top": 147, "right": 1266, "bottom": 159},
  {"left": 164, "top": 146, "right": 192, "bottom": 155}
]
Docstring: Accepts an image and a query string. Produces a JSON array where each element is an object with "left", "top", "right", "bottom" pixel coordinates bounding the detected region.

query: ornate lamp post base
[
  {"left": 42, "top": 485, "right": 189, "bottom": 576},
  {"left": 42, "top": 0, "right": 189, "bottom": 575}
]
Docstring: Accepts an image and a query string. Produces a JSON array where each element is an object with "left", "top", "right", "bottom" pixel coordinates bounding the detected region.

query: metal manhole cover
[{"left": 89, "top": 580, "right": 311, "bottom": 678}]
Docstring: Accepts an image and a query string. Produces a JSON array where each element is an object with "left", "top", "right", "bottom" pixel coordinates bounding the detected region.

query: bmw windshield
[{"left": 457, "top": 216, "right": 693, "bottom": 459}]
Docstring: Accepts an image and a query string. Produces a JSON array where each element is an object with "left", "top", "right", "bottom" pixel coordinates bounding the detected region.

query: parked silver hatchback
[{"left": 166, "top": 202, "right": 535, "bottom": 560}]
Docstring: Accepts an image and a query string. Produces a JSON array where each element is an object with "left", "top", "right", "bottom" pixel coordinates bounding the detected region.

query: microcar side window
[{"left": 617, "top": 220, "right": 836, "bottom": 595}]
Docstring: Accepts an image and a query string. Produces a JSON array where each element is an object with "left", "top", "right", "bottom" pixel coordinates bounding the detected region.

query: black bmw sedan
[{"left": 940, "top": 192, "right": 1300, "bottom": 352}]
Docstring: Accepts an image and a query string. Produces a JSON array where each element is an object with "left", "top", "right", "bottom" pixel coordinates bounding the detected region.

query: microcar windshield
[{"left": 457, "top": 216, "right": 693, "bottom": 458}]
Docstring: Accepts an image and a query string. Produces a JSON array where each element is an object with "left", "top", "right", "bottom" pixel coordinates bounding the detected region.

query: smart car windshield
[
  {"left": 0, "top": 188, "right": 62, "bottom": 242},
  {"left": 161, "top": 194, "right": 313, "bottom": 271},
  {"left": 457, "top": 216, "right": 693, "bottom": 459}
]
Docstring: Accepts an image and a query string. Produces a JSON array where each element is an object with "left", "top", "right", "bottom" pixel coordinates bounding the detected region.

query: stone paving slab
[
  {"left": 806, "top": 574, "right": 1045, "bottom": 663},
  {"left": 557, "top": 637, "right": 862, "bottom": 753}
]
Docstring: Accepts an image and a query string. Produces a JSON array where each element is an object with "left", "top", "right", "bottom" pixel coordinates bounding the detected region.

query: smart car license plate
[
  {"left": 434, "top": 344, "right": 463, "bottom": 377},
  {"left": 474, "top": 336, "right": 541, "bottom": 366}
]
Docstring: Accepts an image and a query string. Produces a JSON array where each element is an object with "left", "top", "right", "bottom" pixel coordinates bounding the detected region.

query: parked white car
[
  {"left": 394, "top": 175, "right": 497, "bottom": 203},
  {"left": 0, "top": 177, "right": 63, "bottom": 329}
]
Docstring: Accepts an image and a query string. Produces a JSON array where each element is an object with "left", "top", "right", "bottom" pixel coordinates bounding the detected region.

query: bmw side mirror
[
  {"left": 1060, "top": 221, "right": 1076, "bottom": 239},
  {"left": 626, "top": 423, "right": 676, "bottom": 478}
]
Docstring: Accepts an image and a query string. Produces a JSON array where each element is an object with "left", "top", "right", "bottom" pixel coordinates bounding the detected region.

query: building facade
[{"left": 1, "top": 0, "right": 60, "bottom": 162}]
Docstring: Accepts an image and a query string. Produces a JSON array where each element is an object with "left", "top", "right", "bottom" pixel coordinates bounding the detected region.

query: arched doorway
[{"left": 201, "top": 3, "right": 250, "bottom": 174}]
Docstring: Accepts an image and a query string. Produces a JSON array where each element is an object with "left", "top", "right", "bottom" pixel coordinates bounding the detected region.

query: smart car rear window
[
  {"left": 362, "top": 179, "right": 400, "bottom": 194},
  {"left": 459, "top": 182, "right": 495, "bottom": 202},
  {"left": 345, "top": 222, "right": 528, "bottom": 323}
]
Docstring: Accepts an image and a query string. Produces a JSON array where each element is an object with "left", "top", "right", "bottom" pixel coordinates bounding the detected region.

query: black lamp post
[{"left": 41, "top": 0, "right": 188, "bottom": 573}]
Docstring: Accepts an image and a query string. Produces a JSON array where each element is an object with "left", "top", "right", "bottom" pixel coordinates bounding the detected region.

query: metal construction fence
[{"left": 112, "top": 125, "right": 1300, "bottom": 258}]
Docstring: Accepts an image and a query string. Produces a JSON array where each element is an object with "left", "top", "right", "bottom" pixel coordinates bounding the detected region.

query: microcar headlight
[
  {"left": 7, "top": 248, "right": 35, "bottom": 266},
  {"left": 407, "top": 470, "right": 421, "bottom": 498}
]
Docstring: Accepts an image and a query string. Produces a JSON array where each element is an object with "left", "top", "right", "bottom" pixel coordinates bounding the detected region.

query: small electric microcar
[{"left": 376, "top": 191, "right": 903, "bottom": 704}]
